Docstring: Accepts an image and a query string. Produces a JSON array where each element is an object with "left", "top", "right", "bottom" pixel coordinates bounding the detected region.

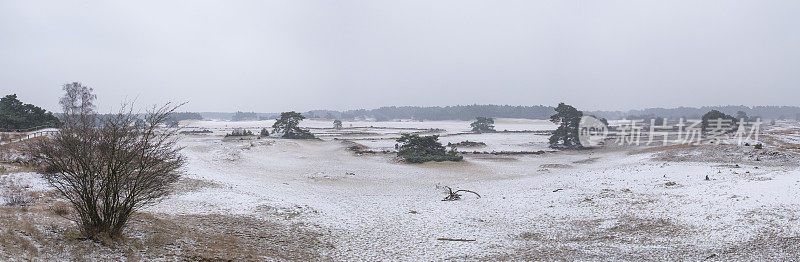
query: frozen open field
[
  {"left": 3, "top": 119, "right": 800, "bottom": 260},
  {"left": 157, "top": 119, "right": 800, "bottom": 260}
]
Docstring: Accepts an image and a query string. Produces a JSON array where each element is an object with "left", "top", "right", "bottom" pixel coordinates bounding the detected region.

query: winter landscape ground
[{"left": 2, "top": 118, "right": 800, "bottom": 260}]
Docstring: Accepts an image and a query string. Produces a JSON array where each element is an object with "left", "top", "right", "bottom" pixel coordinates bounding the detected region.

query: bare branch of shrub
[{"left": 25, "top": 84, "right": 186, "bottom": 239}]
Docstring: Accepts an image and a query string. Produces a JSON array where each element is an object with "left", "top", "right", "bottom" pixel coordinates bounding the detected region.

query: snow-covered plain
[
  {"left": 4, "top": 119, "right": 800, "bottom": 259},
  {"left": 136, "top": 119, "right": 800, "bottom": 260}
]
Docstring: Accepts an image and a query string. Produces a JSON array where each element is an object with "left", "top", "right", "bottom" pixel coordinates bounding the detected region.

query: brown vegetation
[{"left": 0, "top": 193, "right": 331, "bottom": 261}]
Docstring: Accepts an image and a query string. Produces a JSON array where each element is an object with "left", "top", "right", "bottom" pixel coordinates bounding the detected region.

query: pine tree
[{"left": 549, "top": 103, "right": 583, "bottom": 149}]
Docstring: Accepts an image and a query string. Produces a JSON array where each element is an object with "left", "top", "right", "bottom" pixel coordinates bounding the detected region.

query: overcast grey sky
[{"left": 1, "top": 1, "right": 798, "bottom": 113}]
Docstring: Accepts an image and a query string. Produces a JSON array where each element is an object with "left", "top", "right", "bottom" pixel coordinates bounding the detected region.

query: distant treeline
[
  {"left": 306, "top": 105, "right": 554, "bottom": 121},
  {"left": 168, "top": 112, "right": 203, "bottom": 122},
  {"left": 308, "top": 105, "right": 800, "bottom": 121},
  {"left": 592, "top": 106, "right": 800, "bottom": 121},
  {"left": 198, "top": 105, "right": 800, "bottom": 122},
  {"left": 56, "top": 112, "right": 203, "bottom": 127},
  {"left": 0, "top": 94, "right": 210, "bottom": 131},
  {"left": 199, "top": 111, "right": 278, "bottom": 121}
]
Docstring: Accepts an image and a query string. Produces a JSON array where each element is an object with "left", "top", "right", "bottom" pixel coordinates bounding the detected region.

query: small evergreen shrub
[
  {"left": 225, "top": 128, "right": 254, "bottom": 137},
  {"left": 396, "top": 134, "right": 462, "bottom": 163},
  {"left": 470, "top": 117, "right": 495, "bottom": 133}
]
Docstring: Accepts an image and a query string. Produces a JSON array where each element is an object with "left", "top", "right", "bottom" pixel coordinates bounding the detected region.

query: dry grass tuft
[
  {"left": 51, "top": 201, "right": 71, "bottom": 216},
  {"left": 2, "top": 180, "right": 34, "bottom": 207},
  {"left": 170, "top": 177, "right": 222, "bottom": 194},
  {"left": 539, "top": 163, "right": 573, "bottom": 169},
  {"left": 628, "top": 142, "right": 699, "bottom": 155}
]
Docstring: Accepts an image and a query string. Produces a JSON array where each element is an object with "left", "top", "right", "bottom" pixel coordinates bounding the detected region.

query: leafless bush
[{"left": 26, "top": 83, "right": 185, "bottom": 239}]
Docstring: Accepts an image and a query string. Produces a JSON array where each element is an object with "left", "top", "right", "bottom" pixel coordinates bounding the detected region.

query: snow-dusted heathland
[
  {"left": 3, "top": 119, "right": 800, "bottom": 260},
  {"left": 146, "top": 119, "right": 800, "bottom": 260}
]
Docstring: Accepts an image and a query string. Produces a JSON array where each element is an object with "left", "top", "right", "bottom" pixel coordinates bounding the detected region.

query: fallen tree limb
[
  {"left": 442, "top": 186, "right": 481, "bottom": 201},
  {"left": 436, "top": 238, "right": 476, "bottom": 242}
]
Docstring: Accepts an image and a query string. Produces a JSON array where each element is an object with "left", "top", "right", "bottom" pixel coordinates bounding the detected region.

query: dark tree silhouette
[
  {"left": 0, "top": 94, "right": 60, "bottom": 131},
  {"left": 333, "top": 119, "right": 343, "bottom": 129},
  {"left": 272, "top": 111, "right": 315, "bottom": 139},
  {"left": 231, "top": 111, "right": 258, "bottom": 121},
  {"left": 470, "top": 117, "right": 495, "bottom": 133},
  {"left": 701, "top": 110, "right": 737, "bottom": 132},
  {"left": 549, "top": 102, "right": 583, "bottom": 149},
  {"left": 735, "top": 111, "right": 749, "bottom": 122}
]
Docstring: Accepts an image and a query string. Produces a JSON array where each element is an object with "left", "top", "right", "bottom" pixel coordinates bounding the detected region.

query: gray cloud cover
[{"left": 1, "top": 0, "right": 798, "bottom": 113}]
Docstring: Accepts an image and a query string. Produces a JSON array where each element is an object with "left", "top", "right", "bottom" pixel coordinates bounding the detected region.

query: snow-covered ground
[
  {"left": 4, "top": 119, "right": 800, "bottom": 260},
  {"left": 183, "top": 118, "right": 556, "bottom": 133},
  {"left": 143, "top": 119, "right": 800, "bottom": 259},
  {"left": 0, "top": 172, "right": 50, "bottom": 205}
]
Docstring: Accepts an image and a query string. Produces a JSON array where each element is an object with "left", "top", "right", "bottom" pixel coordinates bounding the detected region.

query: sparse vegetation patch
[
  {"left": 448, "top": 140, "right": 487, "bottom": 148},
  {"left": 180, "top": 129, "right": 213, "bottom": 135},
  {"left": 225, "top": 128, "right": 254, "bottom": 137},
  {"left": 395, "top": 134, "right": 462, "bottom": 163}
]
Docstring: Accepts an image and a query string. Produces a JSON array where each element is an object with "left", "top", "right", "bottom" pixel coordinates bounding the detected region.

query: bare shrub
[{"left": 26, "top": 83, "right": 185, "bottom": 239}]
